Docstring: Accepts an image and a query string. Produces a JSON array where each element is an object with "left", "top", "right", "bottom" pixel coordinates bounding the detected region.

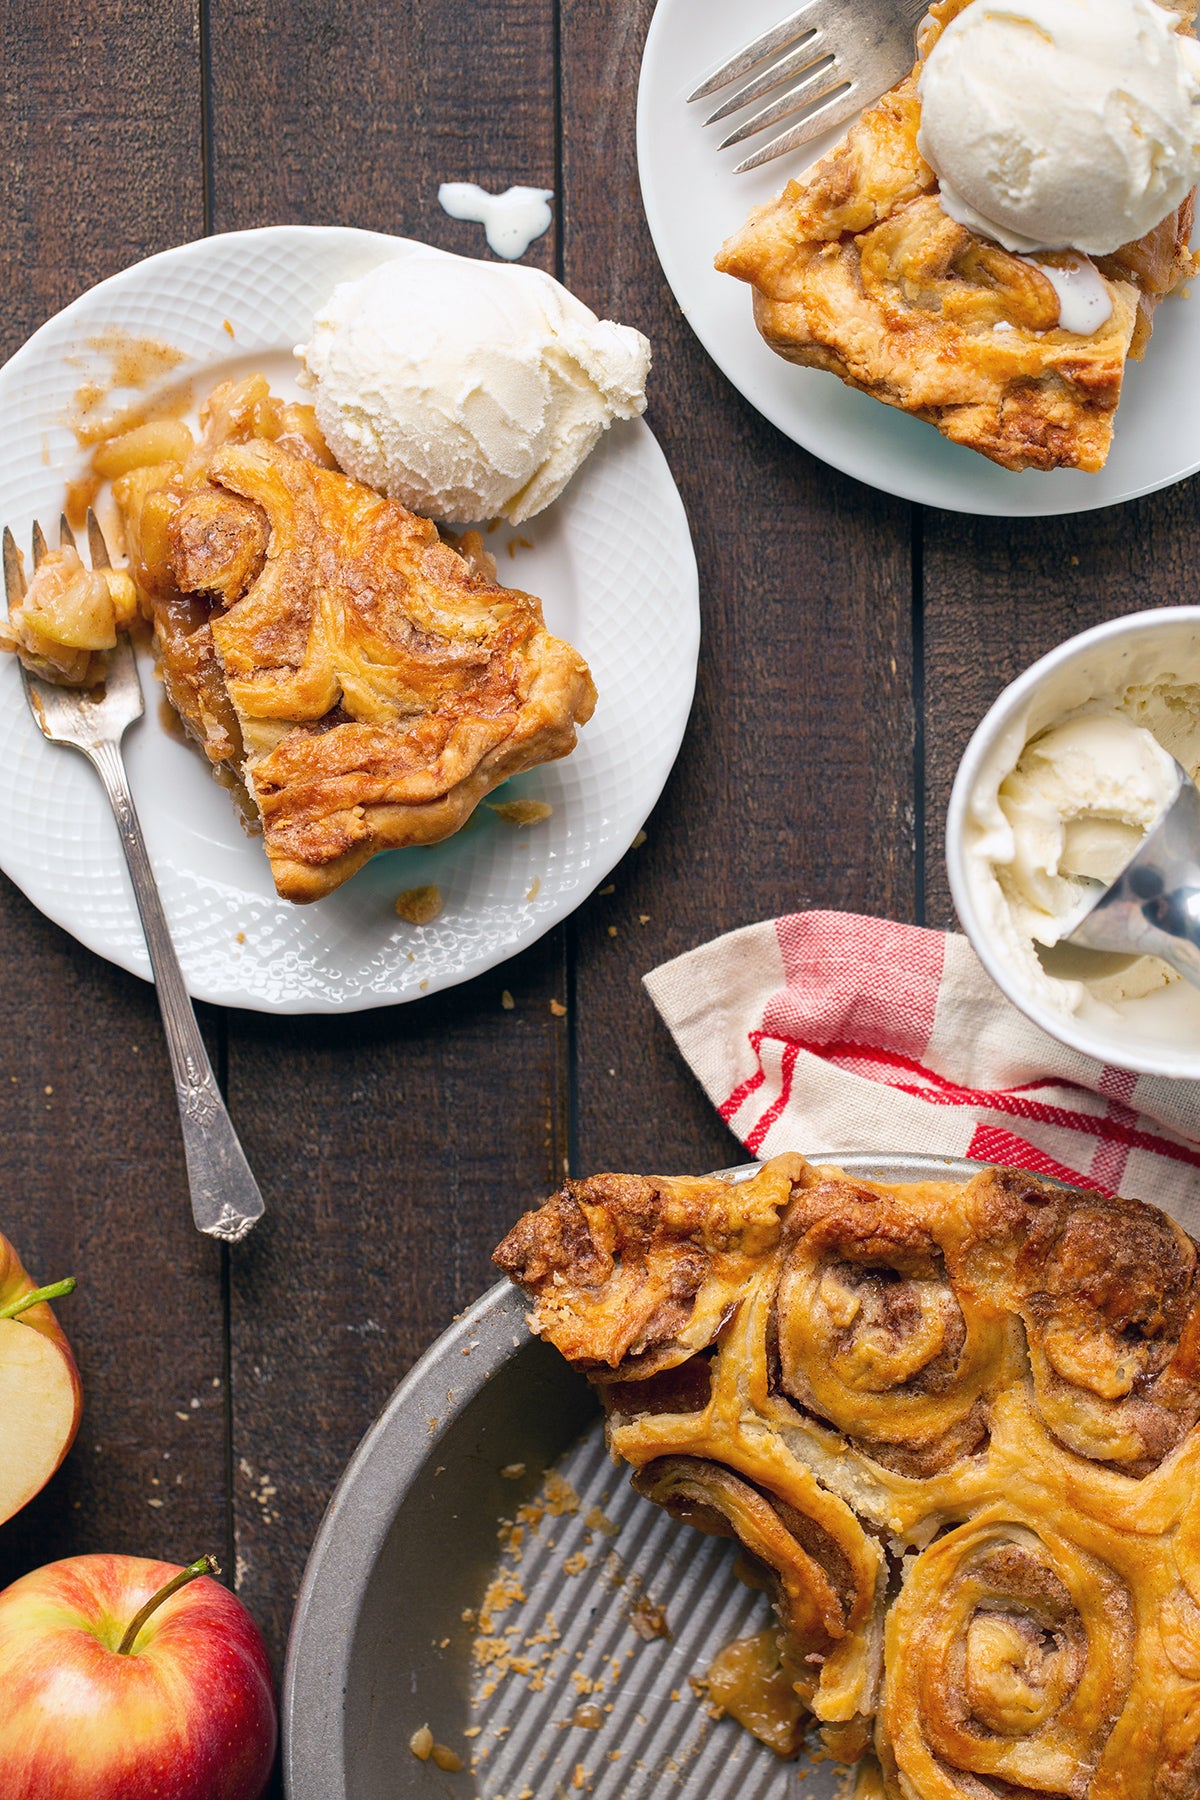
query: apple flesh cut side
[
  {"left": 0, "top": 1230, "right": 81, "bottom": 1525},
  {"left": 0, "top": 1318, "right": 80, "bottom": 1523}
]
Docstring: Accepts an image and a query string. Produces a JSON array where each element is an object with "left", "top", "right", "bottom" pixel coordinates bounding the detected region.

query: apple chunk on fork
[{"left": 0, "top": 1230, "right": 80, "bottom": 1524}]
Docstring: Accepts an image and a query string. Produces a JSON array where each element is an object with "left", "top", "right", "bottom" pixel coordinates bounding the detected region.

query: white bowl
[{"left": 946, "top": 608, "right": 1200, "bottom": 1080}]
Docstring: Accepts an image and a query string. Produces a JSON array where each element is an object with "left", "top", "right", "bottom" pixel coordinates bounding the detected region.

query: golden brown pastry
[
  {"left": 715, "top": 0, "right": 1197, "bottom": 472},
  {"left": 106, "top": 375, "right": 596, "bottom": 901},
  {"left": 494, "top": 1156, "right": 1200, "bottom": 1794}
]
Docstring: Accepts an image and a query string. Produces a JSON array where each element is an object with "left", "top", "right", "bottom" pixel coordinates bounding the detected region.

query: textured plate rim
[
  {"left": 280, "top": 1150, "right": 991, "bottom": 1800},
  {"left": 0, "top": 225, "right": 701, "bottom": 1014}
]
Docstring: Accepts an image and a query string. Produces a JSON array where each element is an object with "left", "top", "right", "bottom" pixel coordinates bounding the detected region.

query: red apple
[
  {"left": 0, "top": 1228, "right": 81, "bottom": 1524},
  {"left": 0, "top": 1553, "right": 277, "bottom": 1799}
]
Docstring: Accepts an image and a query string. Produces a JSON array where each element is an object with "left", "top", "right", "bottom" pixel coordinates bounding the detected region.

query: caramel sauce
[
  {"left": 72, "top": 374, "right": 195, "bottom": 449},
  {"left": 704, "top": 1630, "right": 807, "bottom": 1757},
  {"left": 64, "top": 472, "right": 101, "bottom": 530},
  {"left": 85, "top": 331, "right": 186, "bottom": 390},
  {"left": 627, "top": 1594, "right": 670, "bottom": 1642},
  {"left": 158, "top": 696, "right": 191, "bottom": 744},
  {"left": 69, "top": 329, "right": 190, "bottom": 450}
]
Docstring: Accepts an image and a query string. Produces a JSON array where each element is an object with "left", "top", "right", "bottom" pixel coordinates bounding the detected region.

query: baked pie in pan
[
  {"left": 716, "top": 0, "right": 1197, "bottom": 472},
  {"left": 495, "top": 1155, "right": 1200, "bottom": 1795}
]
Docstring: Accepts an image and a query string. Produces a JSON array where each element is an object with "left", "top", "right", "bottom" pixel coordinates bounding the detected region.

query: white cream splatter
[{"left": 438, "top": 182, "right": 554, "bottom": 260}]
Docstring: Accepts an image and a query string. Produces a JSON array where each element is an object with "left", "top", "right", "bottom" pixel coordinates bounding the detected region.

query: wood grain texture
[
  {"left": 560, "top": 0, "right": 917, "bottom": 1177},
  {"left": 204, "top": 0, "right": 565, "bottom": 1669},
  {"left": 205, "top": 0, "right": 558, "bottom": 273},
  {"left": 0, "top": 0, "right": 227, "bottom": 1591},
  {"left": 0, "top": 860, "right": 230, "bottom": 1591},
  {"left": 922, "top": 478, "right": 1200, "bottom": 925},
  {"left": 221, "top": 937, "right": 568, "bottom": 1662},
  {"left": 0, "top": 0, "right": 203, "bottom": 345},
  {"left": 6, "top": 0, "right": 1199, "bottom": 1783}
]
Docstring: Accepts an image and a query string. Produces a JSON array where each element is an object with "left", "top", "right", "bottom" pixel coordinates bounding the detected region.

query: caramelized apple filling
[{"left": 0, "top": 547, "right": 137, "bottom": 687}]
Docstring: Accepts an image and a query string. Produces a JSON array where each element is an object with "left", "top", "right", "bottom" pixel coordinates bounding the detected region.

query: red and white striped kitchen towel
[{"left": 643, "top": 911, "right": 1200, "bottom": 1229}]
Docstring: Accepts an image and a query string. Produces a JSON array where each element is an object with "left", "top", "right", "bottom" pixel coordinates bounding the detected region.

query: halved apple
[{"left": 0, "top": 1231, "right": 81, "bottom": 1525}]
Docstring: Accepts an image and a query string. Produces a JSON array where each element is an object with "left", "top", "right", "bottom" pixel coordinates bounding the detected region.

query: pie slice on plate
[
  {"left": 716, "top": 0, "right": 1197, "bottom": 472},
  {"left": 104, "top": 376, "right": 597, "bottom": 903}
]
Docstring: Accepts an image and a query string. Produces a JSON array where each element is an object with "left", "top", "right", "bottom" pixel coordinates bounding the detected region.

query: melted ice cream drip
[
  {"left": 438, "top": 183, "right": 554, "bottom": 260},
  {"left": 1026, "top": 254, "right": 1114, "bottom": 335}
]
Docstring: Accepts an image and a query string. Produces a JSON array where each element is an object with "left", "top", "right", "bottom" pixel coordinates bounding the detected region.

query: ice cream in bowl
[{"left": 947, "top": 607, "right": 1200, "bottom": 1076}]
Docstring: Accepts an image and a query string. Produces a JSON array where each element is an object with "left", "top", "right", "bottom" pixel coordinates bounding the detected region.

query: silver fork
[
  {"left": 2, "top": 514, "right": 265, "bottom": 1245},
  {"left": 688, "top": 0, "right": 930, "bottom": 173}
]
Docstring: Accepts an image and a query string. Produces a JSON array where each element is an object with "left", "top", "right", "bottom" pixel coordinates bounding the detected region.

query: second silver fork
[
  {"left": 689, "top": 0, "right": 929, "bottom": 172},
  {"left": 2, "top": 515, "right": 265, "bottom": 1245}
]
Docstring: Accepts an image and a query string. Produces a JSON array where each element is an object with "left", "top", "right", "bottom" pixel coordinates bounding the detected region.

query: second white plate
[
  {"left": 637, "top": 0, "right": 1200, "bottom": 517},
  {"left": 0, "top": 226, "right": 700, "bottom": 1012}
]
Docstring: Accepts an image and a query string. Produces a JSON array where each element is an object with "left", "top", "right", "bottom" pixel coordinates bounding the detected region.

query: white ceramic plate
[
  {"left": 637, "top": 0, "right": 1200, "bottom": 517},
  {"left": 0, "top": 226, "right": 699, "bottom": 1013}
]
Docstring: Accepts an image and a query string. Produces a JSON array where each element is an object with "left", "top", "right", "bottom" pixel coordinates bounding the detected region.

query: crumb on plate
[
  {"left": 395, "top": 884, "right": 442, "bottom": 925},
  {"left": 489, "top": 798, "right": 554, "bottom": 826}
]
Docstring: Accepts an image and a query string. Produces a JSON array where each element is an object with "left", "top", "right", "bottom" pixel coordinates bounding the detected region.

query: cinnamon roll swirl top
[{"left": 495, "top": 1156, "right": 1200, "bottom": 1795}]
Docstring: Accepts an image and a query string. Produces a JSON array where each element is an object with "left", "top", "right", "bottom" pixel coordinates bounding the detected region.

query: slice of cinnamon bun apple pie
[
  {"left": 716, "top": 0, "right": 1199, "bottom": 472},
  {"left": 2, "top": 375, "right": 596, "bottom": 903}
]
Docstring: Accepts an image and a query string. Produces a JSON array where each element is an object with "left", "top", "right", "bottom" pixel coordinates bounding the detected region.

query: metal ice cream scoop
[{"left": 1065, "top": 758, "right": 1200, "bottom": 989}]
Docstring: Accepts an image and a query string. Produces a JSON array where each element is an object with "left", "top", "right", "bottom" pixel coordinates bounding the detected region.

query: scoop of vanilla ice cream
[
  {"left": 996, "top": 713, "right": 1179, "bottom": 947},
  {"left": 917, "top": 0, "right": 1200, "bottom": 255},
  {"left": 296, "top": 255, "right": 651, "bottom": 525}
]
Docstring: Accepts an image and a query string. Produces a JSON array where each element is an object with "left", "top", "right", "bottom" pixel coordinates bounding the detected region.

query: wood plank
[
  {"left": 217, "top": 940, "right": 567, "bottom": 1664},
  {"left": 0, "top": 0, "right": 204, "bottom": 339},
  {"left": 560, "top": 0, "right": 917, "bottom": 1179},
  {"left": 206, "top": 0, "right": 557, "bottom": 275},
  {"left": 204, "top": 0, "right": 565, "bottom": 1669},
  {"left": 0, "top": 0, "right": 227, "bottom": 1589},
  {"left": 922, "top": 483, "right": 1200, "bottom": 926}
]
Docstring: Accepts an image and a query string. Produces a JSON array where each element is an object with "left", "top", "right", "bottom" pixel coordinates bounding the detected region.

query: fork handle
[{"left": 87, "top": 739, "right": 266, "bottom": 1245}]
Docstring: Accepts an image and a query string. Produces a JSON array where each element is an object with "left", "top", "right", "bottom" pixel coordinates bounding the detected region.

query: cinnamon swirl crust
[
  {"left": 495, "top": 1157, "right": 1200, "bottom": 1794},
  {"left": 111, "top": 374, "right": 596, "bottom": 902}
]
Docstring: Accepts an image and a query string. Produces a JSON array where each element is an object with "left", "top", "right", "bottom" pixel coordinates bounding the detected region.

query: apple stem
[
  {"left": 0, "top": 1277, "right": 75, "bottom": 1321},
  {"left": 117, "top": 1555, "right": 221, "bottom": 1657}
]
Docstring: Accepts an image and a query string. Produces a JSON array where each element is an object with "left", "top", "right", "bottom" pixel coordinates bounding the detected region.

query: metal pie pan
[{"left": 282, "top": 1153, "right": 988, "bottom": 1799}]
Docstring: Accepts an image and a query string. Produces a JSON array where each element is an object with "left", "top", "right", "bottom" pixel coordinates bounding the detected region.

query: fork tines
[
  {"left": 3, "top": 509, "right": 112, "bottom": 608},
  {"left": 688, "top": 6, "right": 823, "bottom": 105},
  {"left": 87, "top": 509, "right": 111, "bottom": 568},
  {"left": 686, "top": 4, "right": 860, "bottom": 173},
  {"left": 1, "top": 526, "right": 25, "bottom": 606}
]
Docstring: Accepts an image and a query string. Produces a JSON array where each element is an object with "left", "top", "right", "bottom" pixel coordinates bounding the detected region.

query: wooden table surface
[{"left": 2, "top": 0, "right": 1196, "bottom": 1784}]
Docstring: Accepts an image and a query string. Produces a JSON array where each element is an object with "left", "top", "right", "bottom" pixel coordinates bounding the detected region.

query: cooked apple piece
[{"left": 0, "top": 546, "right": 138, "bottom": 686}]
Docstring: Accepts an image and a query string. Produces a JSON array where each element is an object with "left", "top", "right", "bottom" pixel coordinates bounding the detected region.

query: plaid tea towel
[{"left": 643, "top": 911, "right": 1200, "bottom": 1229}]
